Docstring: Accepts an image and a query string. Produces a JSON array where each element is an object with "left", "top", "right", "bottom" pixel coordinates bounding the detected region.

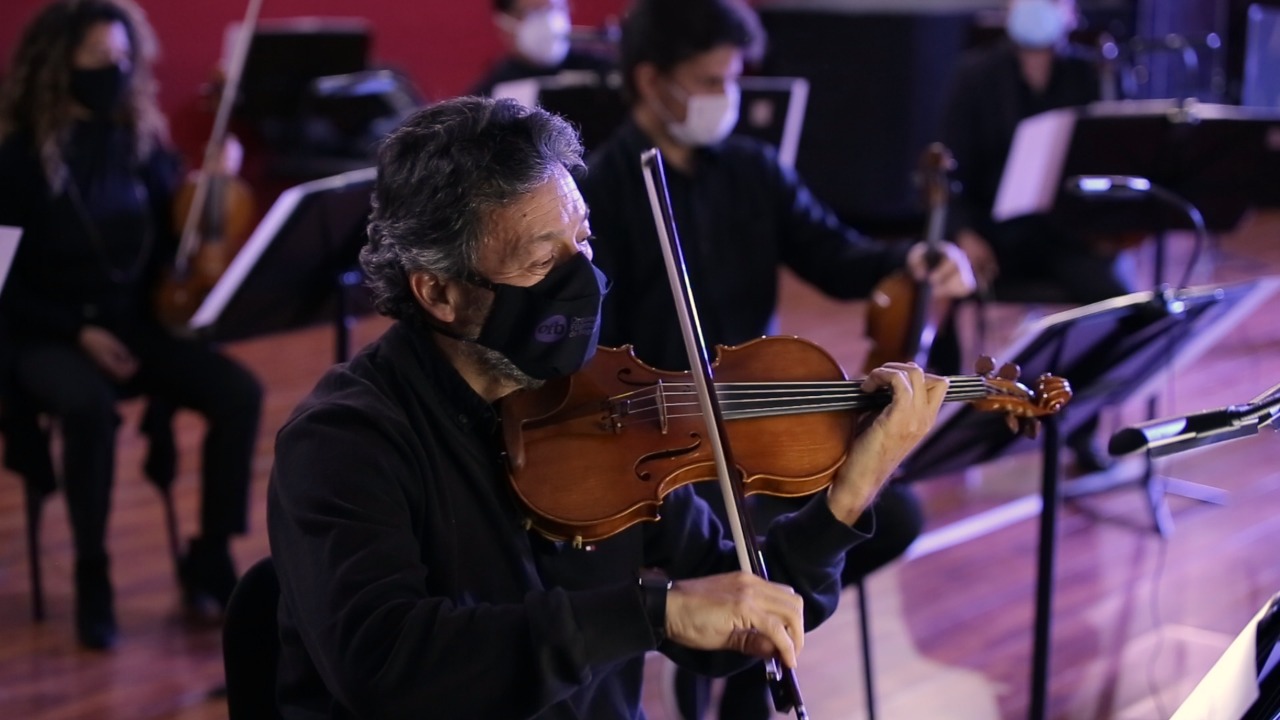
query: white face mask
[
  {"left": 658, "top": 82, "right": 740, "bottom": 148},
  {"left": 1006, "top": 0, "right": 1070, "bottom": 49},
  {"left": 508, "top": 8, "right": 571, "bottom": 68}
]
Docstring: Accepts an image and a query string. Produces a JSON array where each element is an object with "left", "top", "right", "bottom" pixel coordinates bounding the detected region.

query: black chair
[
  {"left": 223, "top": 556, "right": 281, "bottom": 720},
  {"left": 0, "top": 392, "right": 181, "bottom": 621}
]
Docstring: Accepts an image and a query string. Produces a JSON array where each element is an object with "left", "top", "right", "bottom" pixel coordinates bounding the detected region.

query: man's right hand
[
  {"left": 79, "top": 325, "right": 138, "bottom": 382},
  {"left": 664, "top": 571, "right": 806, "bottom": 669},
  {"left": 956, "top": 229, "right": 999, "bottom": 291}
]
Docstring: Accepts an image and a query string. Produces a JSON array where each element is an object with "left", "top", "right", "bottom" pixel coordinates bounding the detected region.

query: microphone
[
  {"left": 1064, "top": 175, "right": 1152, "bottom": 199},
  {"left": 1109, "top": 383, "right": 1280, "bottom": 458},
  {"left": 1108, "top": 404, "right": 1256, "bottom": 456}
]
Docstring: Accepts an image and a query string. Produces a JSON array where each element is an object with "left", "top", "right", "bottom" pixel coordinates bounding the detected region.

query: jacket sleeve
[
  {"left": 0, "top": 137, "right": 85, "bottom": 344},
  {"left": 762, "top": 144, "right": 910, "bottom": 300},
  {"left": 642, "top": 484, "right": 871, "bottom": 676},
  {"left": 267, "top": 399, "right": 658, "bottom": 720}
]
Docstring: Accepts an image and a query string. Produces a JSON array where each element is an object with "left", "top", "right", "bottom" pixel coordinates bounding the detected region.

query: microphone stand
[{"left": 1064, "top": 176, "right": 1228, "bottom": 536}]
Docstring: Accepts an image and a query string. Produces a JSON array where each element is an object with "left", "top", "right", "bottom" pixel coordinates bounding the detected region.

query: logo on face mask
[
  {"left": 656, "top": 82, "right": 741, "bottom": 148},
  {"left": 535, "top": 315, "right": 569, "bottom": 342},
  {"left": 468, "top": 253, "right": 609, "bottom": 379},
  {"left": 1006, "top": 0, "right": 1070, "bottom": 49}
]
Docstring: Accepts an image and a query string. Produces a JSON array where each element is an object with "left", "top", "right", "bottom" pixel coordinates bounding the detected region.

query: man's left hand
[
  {"left": 907, "top": 241, "right": 977, "bottom": 299},
  {"left": 825, "top": 362, "right": 947, "bottom": 525}
]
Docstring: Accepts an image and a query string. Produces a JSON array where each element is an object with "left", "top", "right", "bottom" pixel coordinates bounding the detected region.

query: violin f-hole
[{"left": 634, "top": 433, "right": 702, "bottom": 482}]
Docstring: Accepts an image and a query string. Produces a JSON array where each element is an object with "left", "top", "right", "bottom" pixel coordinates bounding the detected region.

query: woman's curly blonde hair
[{"left": 0, "top": 0, "right": 168, "bottom": 190}]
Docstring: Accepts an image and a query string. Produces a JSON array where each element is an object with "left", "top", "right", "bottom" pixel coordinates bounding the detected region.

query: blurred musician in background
[
  {"left": 941, "top": 0, "right": 1137, "bottom": 305},
  {"left": 0, "top": 0, "right": 262, "bottom": 650},
  {"left": 470, "top": 0, "right": 616, "bottom": 97}
]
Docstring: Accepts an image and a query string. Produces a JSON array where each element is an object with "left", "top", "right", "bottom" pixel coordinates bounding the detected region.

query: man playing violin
[
  {"left": 578, "top": 1, "right": 977, "bottom": 716},
  {"left": 266, "top": 95, "right": 949, "bottom": 719}
]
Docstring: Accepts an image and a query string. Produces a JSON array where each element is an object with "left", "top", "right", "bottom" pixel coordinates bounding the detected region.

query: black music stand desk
[
  {"left": 898, "top": 277, "right": 1280, "bottom": 720},
  {"left": 189, "top": 166, "right": 376, "bottom": 362},
  {"left": 994, "top": 100, "right": 1280, "bottom": 235}
]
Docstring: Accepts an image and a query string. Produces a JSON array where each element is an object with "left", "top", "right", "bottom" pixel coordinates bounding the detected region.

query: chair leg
[
  {"left": 158, "top": 487, "right": 182, "bottom": 580},
  {"left": 855, "top": 578, "right": 876, "bottom": 720},
  {"left": 23, "top": 483, "right": 45, "bottom": 622}
]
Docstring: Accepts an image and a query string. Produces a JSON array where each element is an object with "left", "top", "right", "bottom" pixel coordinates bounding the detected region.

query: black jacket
[
  {"left": 581, "top": 119, "right": 909, "bottom": 372},
  {"left": 267, "top": 319, "right": 869, "bottom": 719}
]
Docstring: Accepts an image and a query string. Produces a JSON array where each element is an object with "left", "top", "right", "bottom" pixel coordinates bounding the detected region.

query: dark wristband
[{"left": 637, "top": 571, "right": 672, "bottom": 644}]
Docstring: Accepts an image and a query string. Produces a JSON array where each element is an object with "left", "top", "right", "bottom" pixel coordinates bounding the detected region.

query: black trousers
[
  {"left": 986, "top": 215, "right": 1137, "bottom": 305},
  {"left": 12, "top": 334, "right": 261, "bottom": 560}
]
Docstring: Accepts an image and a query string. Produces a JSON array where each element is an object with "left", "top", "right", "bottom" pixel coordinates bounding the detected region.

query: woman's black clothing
[{"left": 0, "top": 121, "right": 262, "bottom": 559}]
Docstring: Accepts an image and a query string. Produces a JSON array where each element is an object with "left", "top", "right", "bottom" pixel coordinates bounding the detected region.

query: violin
[
  {"left": 501, "top": 335, "right": 1072, "bottom": 545},
  {"left": 864, "top": 143, "right": 957, "bottom": 371},
  {"left": 154, "top": 0, "right": 264, "bottom": 330}
]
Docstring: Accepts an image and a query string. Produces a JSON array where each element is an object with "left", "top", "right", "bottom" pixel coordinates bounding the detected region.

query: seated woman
[{"left": 0, "top": 0, "right": 262, "bottom": 650}]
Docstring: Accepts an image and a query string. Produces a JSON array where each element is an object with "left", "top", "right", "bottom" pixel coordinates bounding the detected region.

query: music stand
[
  {"left": 189, "top": 167, "right": 376, "bottom": 362},
  {"left": 994, "top": 100, "right": 1280, "bottom": 235},
  {"left": 897, "top": 276, "right": 1280, "bottom": 720}
]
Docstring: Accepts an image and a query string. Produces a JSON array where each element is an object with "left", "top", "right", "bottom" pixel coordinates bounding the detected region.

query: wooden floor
[{"left": 1, "top": 210, "right": 1278, "bottom": 719}]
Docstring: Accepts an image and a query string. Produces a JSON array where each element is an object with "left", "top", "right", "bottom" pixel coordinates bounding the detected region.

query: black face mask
[
  {"left": 69, "top": 64, "right": 129, "bottom": 117},
  {"left": 467, "top": 253, "right": 609, "bottom": 380}
]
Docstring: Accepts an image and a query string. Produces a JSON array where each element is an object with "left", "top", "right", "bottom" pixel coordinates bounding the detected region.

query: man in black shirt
[
  {"left": 941, "top": 0, "right": 1136, "bottom": 305},
  {"left": 470, "top": 0, "right": 615, "bottom": 98},
  {"left": 266, "top": 96, "right": 949, "bottom": 719},
  {"left": 579, "top": 1, "right": 976, "bottom": 716}
]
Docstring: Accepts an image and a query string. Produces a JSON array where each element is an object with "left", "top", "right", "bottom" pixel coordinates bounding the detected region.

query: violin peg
[
  {"left": 1035, "top": 374, "right": 1074, "bottom": 413},
  {"left": 997, "top": 362, "right": 1021, "bottom": 381},
  {"left": 975, "top": 355, "right": 996, "bottom": 375}
]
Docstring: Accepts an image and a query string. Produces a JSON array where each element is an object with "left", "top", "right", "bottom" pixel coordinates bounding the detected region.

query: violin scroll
[{"left": 968, "top": 355, "right": 1073, "bottom": 437}]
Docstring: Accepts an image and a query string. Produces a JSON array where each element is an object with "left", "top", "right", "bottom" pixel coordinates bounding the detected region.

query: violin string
[
  {"left": 617, "top": 377, "right": 991, "bottom": 399},
  {"left": 610, "top": 378, "right": 993, "bottom": 411},
  {"left": 609, "top": 379, "right": 997, "bottom": 425}
]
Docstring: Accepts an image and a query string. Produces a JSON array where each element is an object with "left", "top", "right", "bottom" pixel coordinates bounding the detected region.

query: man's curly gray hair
[{"left": 360, "top": 96, "right": 585, "bottom": 321}]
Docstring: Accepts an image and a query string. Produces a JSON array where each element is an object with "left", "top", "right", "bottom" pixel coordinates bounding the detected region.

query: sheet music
[
  {"left": 490, "top": 78, "right": 542, "bottom": 108},
  {"left": 1170, "top": 602, "right": 1268, "bottom": 719},
  {"left": 0, "top": 225, "right": 23, "bottom": 293},
  {"left": 991, "top": 107, "right": 1077, "bottom": 222}
]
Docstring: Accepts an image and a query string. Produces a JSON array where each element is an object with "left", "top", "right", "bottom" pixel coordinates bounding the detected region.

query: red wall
[{"left": 0, "top": 0, "right": 629, "bottom": 167}]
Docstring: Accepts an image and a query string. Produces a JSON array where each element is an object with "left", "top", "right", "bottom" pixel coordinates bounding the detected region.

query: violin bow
[
  {"left": 173, "top": 0, "right": 264, "bottom": 276},
  {"left": 639, "top": 148, "right": 810, "bottom": 719}
]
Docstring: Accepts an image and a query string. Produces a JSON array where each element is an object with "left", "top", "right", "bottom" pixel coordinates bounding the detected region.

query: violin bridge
[{"left": 656, "top": 380, "right": 669, "bottom": 435}]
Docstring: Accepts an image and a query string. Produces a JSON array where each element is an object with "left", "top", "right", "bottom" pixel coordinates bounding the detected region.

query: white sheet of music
[
  {"left": 1170, "top": 602, "right": 1267, "bottom": 720},
  {"left": 0, "top": 225, "right": 23, "bottom": 293},
  {"left": 991, "top": 107, "right": 1077, "bottom": 222},
  {"left": 490, "top": 78, "right": 542, "bottom": 109}
]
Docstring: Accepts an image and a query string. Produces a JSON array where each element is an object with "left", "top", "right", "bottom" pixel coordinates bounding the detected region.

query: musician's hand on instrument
[
  {"left": 664, "top": 572, "right": 806, "bottom": 668},
  {"left": 216, "top": 134, "right": 243, "bottom": 176},
  {"left": 826, "top": 362, "right": 947, "bottom": 524},
  {"left": 955, "top": 229, "right": 999, "bottom": 291},
  {"left": 79, "top": 325, "right": 139, "bottom": 382},
  {"left": 907, "top": 240, "right": 976, "bottom": 299}
]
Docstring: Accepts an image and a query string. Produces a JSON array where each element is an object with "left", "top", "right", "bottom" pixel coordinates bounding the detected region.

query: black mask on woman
[
  {"left": 69, "top": 64, "right": 129, "bottom": 117},
  {"left": 467, "top": 253, "right": 609, "bottom": 380}
]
